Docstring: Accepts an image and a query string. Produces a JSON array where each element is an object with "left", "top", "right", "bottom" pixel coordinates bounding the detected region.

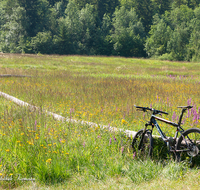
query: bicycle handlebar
[{"left": 134, "top": 105, "right": 168, "bottom": 115}]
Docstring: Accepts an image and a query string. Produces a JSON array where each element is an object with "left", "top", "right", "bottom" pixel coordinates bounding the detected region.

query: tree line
[{"left": 1, "top": 0, "right": 200, "bottom": 61}]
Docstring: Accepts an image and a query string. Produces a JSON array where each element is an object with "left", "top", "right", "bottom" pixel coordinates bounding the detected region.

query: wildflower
[
  {"left": 121, "top": 146, "right": 124, "bottom": 154},
  {"left": 0, "top": 173, "right": 2, "bottom": 176},
  {"left": 5, "top": 149, "right": 10, "bottom": 152},
  {"left": 34, "top": 120, "right": 37, "bottom": 131},
  {"left": 46, "top": 159, "right": 52, "bottom": 163},
  {"left": 121, "top": 119, "right": 127, "bottom": 124},
  {"left": 172, "top": 112, "right": 176, "bottom": 122},
  {"left": 109, "top": 138, "right": 112, "bottom": 145},
  {"left": 60, "top": 139, "right": 65, "bottom": 143},
  {"left": 133, "top": 152, "right": 136, "bottom": 159}
]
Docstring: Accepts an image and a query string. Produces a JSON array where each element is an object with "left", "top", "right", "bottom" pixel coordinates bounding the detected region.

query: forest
[{"left": 1, "top": 0, "right": 200, "bottom": 61}]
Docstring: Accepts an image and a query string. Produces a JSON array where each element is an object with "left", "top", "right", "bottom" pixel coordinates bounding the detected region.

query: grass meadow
[{"left": 0, "top": 53, "right": 200, "bottom": 189}]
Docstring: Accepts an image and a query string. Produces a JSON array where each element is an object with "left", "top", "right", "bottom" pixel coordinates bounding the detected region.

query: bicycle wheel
[
  {"left": 132, "top": 129, "right": 153, "bottom": 158},
  {"left": 176, "top": 128, "right": 200, "bottom": 166}
]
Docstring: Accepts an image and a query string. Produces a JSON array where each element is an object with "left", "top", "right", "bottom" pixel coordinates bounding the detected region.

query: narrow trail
[{"left": 0, "top": 91, "right": 137, "bottom": 138}]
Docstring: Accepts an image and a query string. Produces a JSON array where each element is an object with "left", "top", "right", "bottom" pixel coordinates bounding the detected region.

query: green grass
[
  {"left": 1, "top": 54, "right": 200, "bottom": 78},
  {"left": 1, "top": 54, "right": 200, "bottom": 189},
  {"left": 0, "top": 97, "right": 195, "bottom": 189}
]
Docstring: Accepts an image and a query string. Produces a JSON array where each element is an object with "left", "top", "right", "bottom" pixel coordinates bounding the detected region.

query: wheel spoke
[
  {"left": 132, "top": 129, "right": 153, "bottom": 159},
  {"left": 176, "top": 128, "right": 200, "bottom": 166}
]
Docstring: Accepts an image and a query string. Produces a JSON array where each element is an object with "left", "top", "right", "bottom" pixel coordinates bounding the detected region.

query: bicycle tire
[
  {"left": 176, "top": 128, "right": 200, "bottom": 165},
  {"left": 132, "top": 129, "right": 153, "bottom": 158}
]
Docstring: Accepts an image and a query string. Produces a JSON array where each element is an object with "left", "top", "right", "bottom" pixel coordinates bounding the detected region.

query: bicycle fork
[{"left": 138, "top": 122, "right": 152, "bottom": 150}]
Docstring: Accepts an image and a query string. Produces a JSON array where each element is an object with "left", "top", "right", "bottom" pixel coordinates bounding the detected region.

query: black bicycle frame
[{"left": 151, "top": 115, "right": 179, "bottom": 142}]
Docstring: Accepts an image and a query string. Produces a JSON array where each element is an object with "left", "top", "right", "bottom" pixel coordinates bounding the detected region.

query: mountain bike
[{"left": 132, "top": 105, "right": 200, "bottom": 165}]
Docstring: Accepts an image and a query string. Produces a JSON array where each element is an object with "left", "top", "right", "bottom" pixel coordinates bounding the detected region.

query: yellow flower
[
  {"left": 0, "top": 173, "right": 2, "bottom": 176},
  {"left": 121, "top": 119, "right": 127, "bottom": 124},
  {"left": 46, "top": 159, "right": 52, "bottom": 163},
  {"left": 5, "top": 149, "right": 10, "bottom": 152}
]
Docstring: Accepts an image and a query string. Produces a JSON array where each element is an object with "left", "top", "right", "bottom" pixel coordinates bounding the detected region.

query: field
[{"left": 0, "top": 53, "right": 200, "bottom": 189}]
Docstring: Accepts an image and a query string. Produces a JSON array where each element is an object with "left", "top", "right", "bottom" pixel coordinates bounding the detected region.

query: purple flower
[
  {"left": 172, "top": 112, "right": 176, "bottom": 122},
  {"left": 188, "top": 109, "right": 191, "bottom": 118},
  {"left": 83, "top": 142, "right": 85, "bottom": 147},
  {"left": 113, "top": 136, "right": 117, "bottom": 142},
  {"left": 109, "top": 138, "right": 112, "bottom": 145},
  {"left": 121, "top": 146, "right": 124, "bottom": 154},
  {"left": 34, "top": 120, "right": 37, "bottom": 131},
  {"left": 187, "top": 98, "right": 192, "bottom": 106},
  {"left": 133, "top": 152, "right": 136, "bottom": 159}
]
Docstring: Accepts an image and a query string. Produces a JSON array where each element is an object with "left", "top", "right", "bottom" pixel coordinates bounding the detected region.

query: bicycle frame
[
  {"left": 146, "top": 108, "right": 188, "bottom": 150},
  {"left": 150, "top": 116, "right": 179, "bottom": 144}
]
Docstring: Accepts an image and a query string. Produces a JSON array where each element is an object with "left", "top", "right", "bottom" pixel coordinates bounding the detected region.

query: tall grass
[
  {"left": 0, "top": 98, "right": 125, "bottom": 185},
  {"left": 0, "top": 97, "right": 190, "bottom": 189},
  {"left": 0, "top": 54, "right": 200, "bottom": 188},
  {"left": 0, "top": 64, "right": 200, "bottom": 136}
]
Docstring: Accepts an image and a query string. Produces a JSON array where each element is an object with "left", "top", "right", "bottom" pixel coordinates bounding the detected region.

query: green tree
[
  {"left": 0, "top": 1, "right": 6, "bottom": 28},
  {"left": 53, "top": 0, "right": 68, "bottom": 19},
  {"left": 152, "top": 0, "right": 172, "bottom": 15},
  {"left": 166, "top": 5, "right": 194, "bottom": 60},
  {"left": 14, "top": 0, "right": 52, "bottom": 37},
  {"left": 74, "top": 0, "right": 119, "bottom": 19},
  {"left": 53, "top": 18, "right": 75, "bottom": 54},
  {"left": 132, "top": 0, "right": 154, "bottom": 33},
  {"left": 145, "top": 5, "right": 194, "bottom": 61},
  {"left": 31, "top": 31, "right": 53, "bottom": 54},
  {"left": 77, "top": 4, "right": 97, "bottom": 54},
  {"left": 47, "top": 0, "right": 68, "bottom": 7},
  {"left": 145, "top": 15, "right": 172, "bottom": 57},
  {"left": 112, "top": 6, "right": 146, "bottom": 57},
  {"left": 95, "top": 14, "right": 113, "bottom": 55},
  {"left": 0, "top": 6, "right": 29, "bottom": 53},
  {"left": 171, "top": 0, "right": 200, "bottom": 9},
  {"left": 187, "top": 6, "right": 200, "bottom": 61}
]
